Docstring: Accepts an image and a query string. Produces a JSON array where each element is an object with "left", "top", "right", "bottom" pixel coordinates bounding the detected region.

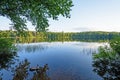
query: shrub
[
  {"left": 0, "top": 38, "right": 16, "bottom": 54},
  {"left": 110, "top": 37, "right": 120, "bottom": 54}
]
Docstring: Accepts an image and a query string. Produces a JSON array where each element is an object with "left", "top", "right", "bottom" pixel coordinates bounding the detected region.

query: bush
[
  {"left": 110, "top": 37, "right": 120, "bottom": 54},
  {"left": 0, "top": 38, "right": 16, "bottom": 54}
]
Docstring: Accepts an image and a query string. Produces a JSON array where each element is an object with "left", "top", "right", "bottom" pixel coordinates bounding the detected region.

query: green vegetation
[
  {"left": 93, "top": 38, "right": 120, "bottom": 80},
  {"left": 12, "top": 59, "right": 49, "bottom": 80},
  {"left": 0, "top": 59, "right": 49, "bottom": 80},
  {"left": 0, "top": 0, "right": 73, "bottom": 32},
  {"left": 93, "top": 46, "right": 116, "bottom": 59},
  {"left": 0, "top": 38, "right": 16, "bottom": 54},
  {"left": 0, "top": 30, "right": 120, "bottom": 43},
  {"left": 110, "top": 37, "right": 120, "bottom": 54},
  {"left": 0, "top": 50, "right": 17, "bottom": 69},
  {"left": 0, "top": 38, "right": 17, "bottom": 70}
]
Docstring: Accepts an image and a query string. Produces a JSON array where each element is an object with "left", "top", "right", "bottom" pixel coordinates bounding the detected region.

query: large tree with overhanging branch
[{"left": 0, "top": 0, "right": 73, "bottom": 32}]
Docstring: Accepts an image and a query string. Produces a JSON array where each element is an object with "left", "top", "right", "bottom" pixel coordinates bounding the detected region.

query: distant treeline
[{"left": 0, "top": 30, "right": 120, "bottom": 42}]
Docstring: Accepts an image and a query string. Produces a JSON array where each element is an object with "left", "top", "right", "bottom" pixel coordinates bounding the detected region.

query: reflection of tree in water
[
  {"left": 17, "top": 44, "right": 48, "bottom": 53},
  {"left": 12, "top": 59, "right": 30, "bottom": 80},
  {"left": 0, "top": 57, "right": 49, "bottom": 80},
  {"left": 0, "top": 51, "right": 17, "bottom": 80},
  {"left": 12, "top": 59, "right": 50, "bottom": 80},
  {"left": 31, "top": 64, "right": 50, "bottom": 80},
  {"left": 92, "top": 46, "right": 120, "bottom": 80},
  {"left": 0, "top": 52, "right": 17, "bottom": 70},
  {"left": 0, "top": 72, "right": 2, "bottom": 80}
]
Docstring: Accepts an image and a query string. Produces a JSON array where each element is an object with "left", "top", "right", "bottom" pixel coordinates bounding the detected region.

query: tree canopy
[{"left": 0, "top": 0, "right": 73, "bottom": 32}]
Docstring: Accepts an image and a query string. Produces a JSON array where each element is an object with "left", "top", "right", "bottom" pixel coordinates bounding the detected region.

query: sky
[{"left": 0, "top": 0, "right": 120, "bottom": 32}]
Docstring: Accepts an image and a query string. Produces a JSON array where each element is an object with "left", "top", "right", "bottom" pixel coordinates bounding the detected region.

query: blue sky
[{"left": 0, "top": 0, "right": 120, "bottom": 32}]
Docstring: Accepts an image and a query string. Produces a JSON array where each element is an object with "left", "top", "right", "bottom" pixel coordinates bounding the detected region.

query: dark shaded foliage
[
  {"left": 0, "top": 52, "right": 17, "bottom": 70},
  {"left": 0, "top": 38, "right": 17, "bottom": 70},
  {"left": 12, "top": 59, "right": 50, "bottom": 80}
]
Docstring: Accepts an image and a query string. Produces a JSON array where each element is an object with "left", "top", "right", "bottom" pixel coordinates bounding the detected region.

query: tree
[{"left": 0, "top": 0, "right": 73, "bottom": 32}]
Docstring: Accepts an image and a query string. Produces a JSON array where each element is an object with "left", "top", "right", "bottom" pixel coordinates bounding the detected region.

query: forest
[{"left": 0, "top": 30, "right": 120, "bottom": 43}]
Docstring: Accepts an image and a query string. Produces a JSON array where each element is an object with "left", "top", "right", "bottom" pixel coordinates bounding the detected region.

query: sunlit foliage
[
  {"left": 110, "top": 37, "right": 120, "bottom": 54},
  {"left": 0, "top": 38, "right": 16, "bottom": 54},
  {"left": 93, "top": 39, "right": 120, "bottom": 80},
  {"left": 0, "top": 31, "right": 120, "bottom": 43},
  {"left": 0, "top": 0, "right": 73, "bottom": 32}
]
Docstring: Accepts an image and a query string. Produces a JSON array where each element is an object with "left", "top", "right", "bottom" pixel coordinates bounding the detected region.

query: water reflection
[
  {"left": 12, "top": 59, "right": 30, "bottom": 80},
  {"left": 0, "top": 52, "right": 17, "bottom": 70},
  {"left": 92, "top": 46, "right": 120, "bottom": 80},
  {"left": 1, "top": 42, "right": 107, "bottom": 80},
  {"left": 0, "top": 51, "right": 18, "bottom": 80},
  {"left": 0, "top": 72, "right": 2, "bottom": 80},
  {"left": 12, "top": 59, "right": 50, "bottom": 80},
  {"left": 16, "top": 43, "right": 48, "bottom": 53},
  {"left": 15, "top": 37, "right": 109, "bottom": 43}
]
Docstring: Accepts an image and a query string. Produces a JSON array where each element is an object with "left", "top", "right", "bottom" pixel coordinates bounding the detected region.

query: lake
[{"left": 0, "top": 42, "right": 109, "bottom": 80}]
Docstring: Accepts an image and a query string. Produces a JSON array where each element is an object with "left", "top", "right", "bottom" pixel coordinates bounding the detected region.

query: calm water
[{"left": 1, "top": 42, "right": 108, "bottom": 80}]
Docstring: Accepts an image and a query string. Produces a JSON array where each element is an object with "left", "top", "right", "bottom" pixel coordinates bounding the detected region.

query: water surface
[{"left": 1, "top": 42, "right": 108, "bottom": 80}]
